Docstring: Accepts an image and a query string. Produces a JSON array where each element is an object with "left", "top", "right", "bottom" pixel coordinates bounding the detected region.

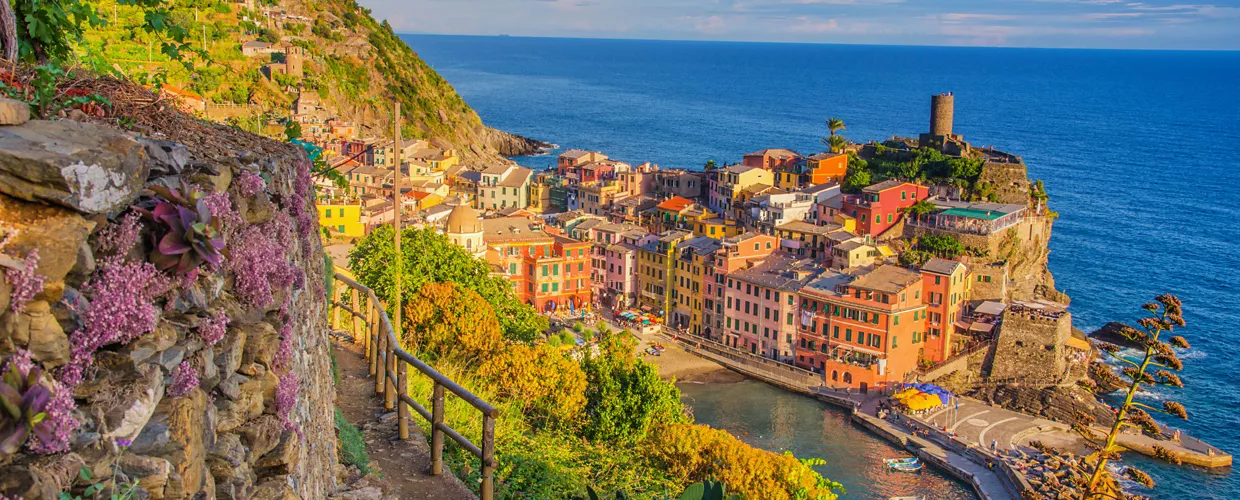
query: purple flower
[
  {"left": 275, "top": 370, "right": 299, "bottom": 431},
  {"left": 230, "top": 214, "right": 295, "bottom": 309},
  {"left": 198, "top": 311, "right": 229, "bottom": 347},
  {"left": 60, "top": 259, "right": 172, "bottom": 387},
  {"left": 115, "top": 438, "right": 132, "bottom": 448},
  {"left": 25, "top": 377, "right": 78, "bottom": 455},
  {"left": 95, "top": 212, "right": 142, "bottom": 257},
  {"left": 236, "top": 170, "right": 268, "bottom": 198},
  {"left": 166, "top": 361, "right": 198, "bottom": 398},
  {"left": 274, "top": 322, "right": 293, "bottom": 370},
  {"left": 202, "top": 192, "right": 243, "bottom": 240},
  {"left": 5, "top": 249, "right": 45, "bottom": 313},
  {"left": 2, "top": 348, "right": 34, "bottom": 378}
]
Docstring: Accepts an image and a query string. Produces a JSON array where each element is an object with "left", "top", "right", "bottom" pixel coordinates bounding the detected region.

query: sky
[{"left": 364, "top": 0, "right": 1240, "bottom": 50}]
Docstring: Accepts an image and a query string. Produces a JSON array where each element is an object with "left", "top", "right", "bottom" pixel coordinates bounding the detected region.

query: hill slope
[{"left": 76, "top": 0, "right": 543, "bottom": 165}]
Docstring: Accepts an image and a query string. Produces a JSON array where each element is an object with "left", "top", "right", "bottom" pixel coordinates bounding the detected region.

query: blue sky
[{"left": 364, "top": 0, "right": 1240, "bottom": 50}]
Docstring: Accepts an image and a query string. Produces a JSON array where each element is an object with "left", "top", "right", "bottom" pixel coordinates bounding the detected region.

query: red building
[
  {"left": 484, "top": 217, "right": 593, "bottom": 313},
  {"left": 842, "top": 180, "right": 929, "bottom": 237},
  {"left": 742, "top": 148, "right": 802, "bottom": 171}
]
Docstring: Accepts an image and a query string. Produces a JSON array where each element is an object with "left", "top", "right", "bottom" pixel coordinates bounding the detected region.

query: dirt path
[{"left": 333, "top": 339, "right": 476, "bottom": 500}]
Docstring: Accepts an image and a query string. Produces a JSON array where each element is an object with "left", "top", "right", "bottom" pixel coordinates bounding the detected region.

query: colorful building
[
  {"left": 636, "top": 231, "right": 692, "bottom": 315},
  {"left": 842, "top": 180, "right": 929, "bottom": 237},
  {"left": 318, "top": 202, "right": 364, "bottom": 238},
  {"left": 692, "top": 218, "right": 742, "bottom": 240},
  {"left": 919, "top": 258, "right": 971, "bottom": 362},
  {"left": 484, "top": 217, "right": 593, "bottom": 313},
  {"left": 798, "top": 266, "right": 930, "bottom": 392},
  {"left": 700, "top": 233, "right": 780, "bottom": 341},
  {"left": 477, "top": 165, "right": 533, "bottom": 210},
  {"left": 670, "top": 237, "right": 722, "bottom": 335},
  {"left": 742, "top": 148, "right": 802, "bottom": 171},
  {"left": 707, "top": 165, "right": 774, "bottom": 216},
  {"left": 722, "top": 254, "right": 824, "bottom": 361},
  {"left": 806, "top": 152, "right": 849, "bottom": 185}
]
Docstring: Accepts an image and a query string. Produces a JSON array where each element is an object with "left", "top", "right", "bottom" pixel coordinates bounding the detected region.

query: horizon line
[{"left": 393, "top": 31, "right": 1240, "bottom": 53}]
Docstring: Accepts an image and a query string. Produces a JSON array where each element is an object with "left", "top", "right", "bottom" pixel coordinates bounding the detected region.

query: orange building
[
  {"left": 806, "top": 152, "right": 849, "bottom": 184},
  {"left": 797, "top": 266, "right": 929, "bottom": 393},
  {"left": 742, "top": 148, "right": 802, "bottom": 170},
  {"left": 919, "top": 258, "right": 971, "bottom": 361},
  {"left": 484, "top": 217, "right": 593, "bottom": 313}
]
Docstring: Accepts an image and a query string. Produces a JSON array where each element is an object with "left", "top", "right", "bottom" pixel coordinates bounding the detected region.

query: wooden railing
[{"left": 330, "top": 272, "right": 498, "bottom": 500}]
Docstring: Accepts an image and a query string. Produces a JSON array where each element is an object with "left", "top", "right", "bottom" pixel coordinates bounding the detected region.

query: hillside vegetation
[{"left": 73, "top": 0, "right": 541, "bottom": 164}]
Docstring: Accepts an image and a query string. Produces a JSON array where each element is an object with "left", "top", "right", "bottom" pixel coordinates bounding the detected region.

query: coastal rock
[
  {"left": 0, "top": 120, "right": 148, "bottom": 214},
  {"left": 97, "top": 363, "right": 165, "bottom": 445}
]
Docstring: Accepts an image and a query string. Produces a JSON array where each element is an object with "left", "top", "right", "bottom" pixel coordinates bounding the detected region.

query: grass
[{"left": 335, "top": 406, "right": 372, "bottom": 475}]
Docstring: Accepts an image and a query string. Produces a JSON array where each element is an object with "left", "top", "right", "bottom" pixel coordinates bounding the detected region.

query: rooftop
[
  {"left": 850, "top": 265, "right": 922, "bottom": 293},
  {"left": 777, "top": 220, "right": 834, "bottom": 235},
  {"left": 656, "top": 196, "right": 695, "bottom": 212},
  {"left": 862, "top": 179, "right": 912, "bottom": 193},
  {"left": 744, "top": 148, "right": 801, "bottom": 159},
  {"left": 807, "top": 152, "right": 845, "bottom": 161},
  {"left": 921, "top": 258, "right": 965, "bottom": 276},
  {"left": 481, "top": 217, "right": 553, "bottom": 244},
  {"left": 731, "top": 254, "right": 824, "bottom": 292},
  {"left": 560, "top": 149, "right": 599, "bottom": 160}
]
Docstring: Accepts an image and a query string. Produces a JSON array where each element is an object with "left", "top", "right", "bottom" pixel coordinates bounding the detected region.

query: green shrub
[{"left": 335, "top": 407, "right": 372, "bottom": 475}]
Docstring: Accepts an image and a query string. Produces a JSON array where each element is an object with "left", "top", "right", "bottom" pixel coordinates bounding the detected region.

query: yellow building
[
  {"left": 775, "top": 170, "right": 801, "bottom": 190},
  {"left": 692, "top": 218, "right": 742, "bottom": 239},
  {"left": 670, "top": 237, "right": 721, "bottom": 335},
  {"left": 319, "top": 203, "right": 365, "bottom": 238},
  {"left": 636, "top": 230, "right": 691, "bottom": 315}
]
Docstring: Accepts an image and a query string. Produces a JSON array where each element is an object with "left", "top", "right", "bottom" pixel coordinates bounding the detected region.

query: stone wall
[
  {"left": 0, "top": 116, "right": 335, "bottom": 499},
  {"left": 988, "top": 308, "right": 1071, "bottom": 382}
]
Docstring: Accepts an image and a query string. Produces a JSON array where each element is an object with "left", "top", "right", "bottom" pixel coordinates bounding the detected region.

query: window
[
  {"left": 893, "top": 315, "right": 899, "bottom": 326},
  {"left": 509, "top": 263, "right": 517, "bottom": 275},
  {"left": 935, "top": 276, "right": 941, "bottom": 285},
  {"left": 541, "top": 283, "right": 548, "bottom": 292},
  {"left": 887, "top": 214, "right": 893, "bottom": 223},
  {"left": 833, "top": 326, "right": 839, "bottom": 338},
  {"left": 845, "top": 329, "right": 852, "bottom": 342},
  {"left": 891, "top": 335, "right": 897, "bottom": 348},
  {"left": 542, "top": 265, "right": 548, "bottom": 276},
  {"left": 578, "top": 263, "right": 584, "bottom": 272},
  {"left": 787, "top": 313, "right": 793, "bottom": 325},
  {"left": 901, "top": 191, "right": 907, "bottom": 200},
  {"left": 875, "top": 215, "right": 881, "bottom": 223},
  {"left": 552, "top": 282, "right": 559, "bottom": 292},
  {"left": 337, "top": 225, "right": 345, "bottom": 232},
  {"left": 872, "top": 314, "right": 879, "bottom": 325},
  {"left": 765, "top": 289, "right": 770, "bottom": 300}
]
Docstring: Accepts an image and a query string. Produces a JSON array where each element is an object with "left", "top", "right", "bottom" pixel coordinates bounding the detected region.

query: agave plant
[
  {"left": 137, "top": 183, "right": 227, "bottom": 276},
  {"left": 0, "top": 364, "right": 53, "bottom": 456}
]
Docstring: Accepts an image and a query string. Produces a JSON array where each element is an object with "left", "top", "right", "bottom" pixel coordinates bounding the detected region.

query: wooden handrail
[{"left": 331, "top": 271, "right": 498, "bottom": 500}]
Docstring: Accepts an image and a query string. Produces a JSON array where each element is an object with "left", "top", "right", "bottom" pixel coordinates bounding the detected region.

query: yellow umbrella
[
  {"left": 911, "top": 393, "right": 942, "bottom": 410},
  {"left": 894, "top": 389, "right": 919, "bottom": 399}
]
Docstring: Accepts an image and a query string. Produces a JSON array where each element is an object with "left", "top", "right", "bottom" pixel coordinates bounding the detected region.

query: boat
[
  {"left": 888, "top": 496, "right": 924, "bottom": 500},
  {"left": 888, "top": 462, "right": 924, "bottom": 472},
  {"left": 883, "top": 457, "right": 919, "bottom": 465}
]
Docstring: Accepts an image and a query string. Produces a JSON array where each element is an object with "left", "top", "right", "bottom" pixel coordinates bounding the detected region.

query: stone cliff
[{"left": 0, "top": 92, "right": 336, "bottom": 499}]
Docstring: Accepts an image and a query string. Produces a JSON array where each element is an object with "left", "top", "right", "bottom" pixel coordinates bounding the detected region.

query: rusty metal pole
[
  {"left": 430, "top": 383, "right": 444, "bottom": 475},
  {"left": 481, "top": 414, "right": 495, "bottom": 500}
]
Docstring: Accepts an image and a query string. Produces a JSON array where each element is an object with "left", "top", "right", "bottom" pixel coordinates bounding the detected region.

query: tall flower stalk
[{"left": 1081, "top": 294, "right": 1190, "bottom": 498}]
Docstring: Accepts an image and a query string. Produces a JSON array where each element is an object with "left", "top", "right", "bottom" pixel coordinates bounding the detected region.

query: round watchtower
[{"left": 930, "top": 92, "right": 954, "bottom": 137}]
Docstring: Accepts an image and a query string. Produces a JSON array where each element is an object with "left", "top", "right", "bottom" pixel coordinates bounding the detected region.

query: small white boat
[
  {"left": 883, "top": 457, "right": 919, "bottom": 465},
  {"left": 888, "top": 496, "right": 925, "bottom": 500},
  {"left": 888, "top": 462, "right": 924, "bottom": 472}
]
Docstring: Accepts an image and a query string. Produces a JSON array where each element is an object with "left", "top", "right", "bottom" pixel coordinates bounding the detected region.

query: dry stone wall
[{"left": 0, "top": 117, "right": 336, "bottom": 499}]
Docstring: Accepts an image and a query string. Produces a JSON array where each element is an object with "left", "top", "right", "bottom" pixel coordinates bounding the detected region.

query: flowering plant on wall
[{"left": 136, "top": 183, "right": 227, "bottom": 277}]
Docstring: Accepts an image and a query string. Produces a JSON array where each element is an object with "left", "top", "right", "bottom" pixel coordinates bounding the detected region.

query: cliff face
[
  {"left": 82, "top": 0, "right": 547, "bottom": 167},
  {"left": 0, "top": 93, "right": 335, "bottom": 499}
]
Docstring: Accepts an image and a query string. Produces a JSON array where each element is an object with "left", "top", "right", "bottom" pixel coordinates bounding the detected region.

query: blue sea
[{"left": 400, "top": 34, "right": 1240, "bottom": 499}]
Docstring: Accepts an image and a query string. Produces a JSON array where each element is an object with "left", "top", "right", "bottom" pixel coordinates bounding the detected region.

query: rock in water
[{"left": 0, "top": 120, "right": 147, "bottom": 213}]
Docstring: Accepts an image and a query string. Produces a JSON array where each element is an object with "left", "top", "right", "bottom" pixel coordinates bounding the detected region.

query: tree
[
  {"left": 704, "top": 160, "right": 716, "bottom": 171},
  {"left": 1079, "top": 295, "right": 1190, "bottom": 498},
  {"left": 579, "top": 331, "right": 687, "bottom": 444},
  {"left": 902, "top": 199, "right": 936, "bottom": 219},
  {"left": 916, "top": 235, "right": 964, "bottom": 258},
  {"left": 820, "top": 118, "right": 847, "bottom": 153},
  {"left": 841, "top": 155, "right": 871, "bottom": 194},
  {"left": 284, "top": 121, "right": 302, "bottom": 141},
  {"left": 402, "top": 282, "right": 503, "bottom": 362},
  {"left": 349, "top": 227, "right": 548, "bottom": 342}
]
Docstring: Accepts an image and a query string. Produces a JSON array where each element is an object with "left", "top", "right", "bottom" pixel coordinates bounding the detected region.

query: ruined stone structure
[
  {"left": 987, "top": 304, "right": 1072, "bottom": 382},
  {"left": 0, "top": 114, "right": 336, "bottom": 499}
]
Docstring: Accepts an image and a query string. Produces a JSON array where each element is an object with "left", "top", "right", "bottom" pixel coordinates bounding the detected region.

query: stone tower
[
  {"left": 285, "top": 45, "right": 305, "bottom": 78},
  {"left": 930, "top": 92, "right": 954, "bottom": 137}
]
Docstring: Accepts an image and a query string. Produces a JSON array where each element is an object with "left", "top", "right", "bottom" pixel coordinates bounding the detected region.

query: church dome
[{"left": 445, "top": 201, "right": 482, "bottom": 235}]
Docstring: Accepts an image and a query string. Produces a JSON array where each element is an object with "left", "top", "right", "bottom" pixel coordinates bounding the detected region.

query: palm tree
[
  {"left": 826, "top": 118, "right": 846, "bottom": 137},
  {"left": 820, "top": 118, "right": 847, "bottom": 153}
]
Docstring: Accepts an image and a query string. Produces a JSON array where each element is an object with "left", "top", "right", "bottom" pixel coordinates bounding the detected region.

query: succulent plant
[
  {"left": 0, "top": 364, "right": 54, "bottom": 456},
  {"left": 137, "top": 183, "right": 228, "bottom": 276}
]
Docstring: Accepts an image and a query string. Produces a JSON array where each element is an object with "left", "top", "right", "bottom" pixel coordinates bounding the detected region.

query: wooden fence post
[
  {"left": 431, "top": 383, "right": 444, "bottom": 475},
  {"left": 368, "top": 302, "right": 378, "bottom": 377},
  {"left": 332, "top": 285, "right": 342, "bottom": 330},
  {"left": 351, "top": 288, "right": 362, "bottom": 344},
  {"left": 481, "top": 414, "right": 495, "bottom": 500},
  {"left": 375, "top": 317, "right": 385, "bottom": 397},
  {"left": 397, "top": 359, "right": 409, "bottom": 440},
  {"left": 384, "top": 336, "right": 396, "bottom": 411}
]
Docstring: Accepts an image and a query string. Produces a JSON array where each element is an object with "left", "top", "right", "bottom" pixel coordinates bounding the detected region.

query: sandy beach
[{"left": 630, "top": 326, "right": 745, "bottom": 384}]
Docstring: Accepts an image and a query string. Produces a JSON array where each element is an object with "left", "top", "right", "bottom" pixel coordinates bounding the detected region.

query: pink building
[
  {"left": 597, "top": 229, "right": 647, "bottom": 309},
  {"left": 701, "top": 233, "right": 779, "bottom": 340},
  {"left": 722, "top": 253, "right": 826, "bottom": 361}
]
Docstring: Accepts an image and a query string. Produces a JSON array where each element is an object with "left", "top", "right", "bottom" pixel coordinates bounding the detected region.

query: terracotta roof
[
  {"left": 560, "top": 149, "right": 598, "bottom": 159},
  {"left": 656, "top": 196, "right": 695, "bottom": 212},
  {"left": 777, "top": 220, "right": 833, "bottom": 235},
  {"left": 481, "top": 217, "right": 553, "bottom": 244},
  {"left": 808, "top": 152, "right": 845, "bottom": 161}
]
